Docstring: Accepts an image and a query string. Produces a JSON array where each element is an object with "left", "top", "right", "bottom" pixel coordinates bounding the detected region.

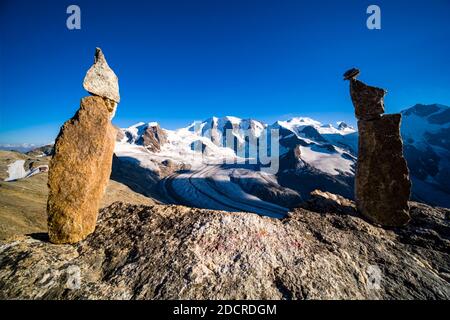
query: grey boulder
[{"left": 83, "top": 48, "right": 120, "bottom": 104}]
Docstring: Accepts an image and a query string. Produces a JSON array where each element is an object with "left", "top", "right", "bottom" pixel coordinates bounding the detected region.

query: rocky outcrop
[
  {"left": 47, "top": 49, "right": 119, "bottom": 244},
  {"left": 350, "top": 78, "right": 385, "bottom": 121},
  {"left": 346, "top": 69, "right": 411, "bottom": 227},
  {"left": 136, "top": 124, "right": 167, "bottom": 152},
  {"left": 1, "top": 196, "right": 449, "bottom": 299},
  {"left": 279, "top": 145, "right": 305, "bottom": 170},
  {"left": 301, "top": 189, "right": 357, "bottom": 215},
  {"left": 357, "top": 114, "right": 411, "bottom": 226},
  {"left": 47, "top": 97, "right": 116, "bottom": 244}
]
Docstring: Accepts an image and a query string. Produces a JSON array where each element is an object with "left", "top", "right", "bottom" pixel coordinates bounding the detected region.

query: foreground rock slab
[
  {"left": 47, "top": 96, "right": 116, "bottom": 244},
  {"left": 1, "top": 199, "right": 449, "bottom": 299},
  {"left": 346, "top": 70, "right": 411, "bottom": 227}
]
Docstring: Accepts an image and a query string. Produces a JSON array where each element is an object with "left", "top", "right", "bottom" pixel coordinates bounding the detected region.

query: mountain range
[
  {"left": 2, "top": 103, "right": 449, "bottom": 300},
  {"left": 110, "top": 103, "right": 450, "bottom": 212}
]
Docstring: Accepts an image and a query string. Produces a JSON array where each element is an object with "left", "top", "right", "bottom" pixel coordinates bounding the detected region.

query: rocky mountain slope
[
  {"left": 1, "top": 192, "right": 448, "bottom": 299},
  {"left": 401, "top": 104, "right": 450, "bottom": 207}
]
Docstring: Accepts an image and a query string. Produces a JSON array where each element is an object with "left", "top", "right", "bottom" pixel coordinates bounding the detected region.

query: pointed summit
[
  {"left": 94, "top": 47, "right": 106, "bottom": 64},
  {"left": 83, "top": 47, "right": 120, "bottom": 103}
]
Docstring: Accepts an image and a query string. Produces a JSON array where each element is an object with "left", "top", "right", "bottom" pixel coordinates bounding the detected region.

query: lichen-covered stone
[
  {"left": 47, "top": 96, "right": 116, "bottom": 244},
  {"left": 83, "top": 48, "right": 120, "bottom": 103},
  {"left": 356, "top": 114, "right": 411, "bottom": 226}
]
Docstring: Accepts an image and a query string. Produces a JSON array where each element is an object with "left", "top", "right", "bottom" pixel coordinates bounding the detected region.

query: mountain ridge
[
  {"left": 5, "top": 104, "right": 449, "bottom": 210},
  {"left": 112, "top": 103, "right": 449, "bottom": 210}
]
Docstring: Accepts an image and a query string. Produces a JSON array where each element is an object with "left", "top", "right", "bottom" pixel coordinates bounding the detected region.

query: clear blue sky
[{"left": 1, "top": 0, "right": 449, "bottom": 144}]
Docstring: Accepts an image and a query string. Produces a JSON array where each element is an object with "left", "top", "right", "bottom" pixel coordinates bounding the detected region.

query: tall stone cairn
[
  {"left": 47, "top": 48, "right": 120, "bottom": 244},
  {"left": 344, "top": 68, "right": 411, "bottom": 227}
]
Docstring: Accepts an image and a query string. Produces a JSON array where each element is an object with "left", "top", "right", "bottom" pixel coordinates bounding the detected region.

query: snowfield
[
  {"left": 3, "top": 160, "right": 48, "bottom": 182},
  {"left": 299, "top": 145, "right": 355, "bottom": 176},
  {"left": 4, "top": 160, "right": 27, "bottom": 181},
  {"left": 161, "top": 165, "right": 288, "bottom": 218},
  {"left": 114, "top": 115, "right": 357, "bottom": 217}
]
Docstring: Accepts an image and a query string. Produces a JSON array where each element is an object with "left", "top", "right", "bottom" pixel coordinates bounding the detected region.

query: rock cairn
[
  {"left": 345, "top": 68, "right": 411, "bottom": 227},
  {"left": 47, "top": 48, "right": 119, "bottom": 244}
]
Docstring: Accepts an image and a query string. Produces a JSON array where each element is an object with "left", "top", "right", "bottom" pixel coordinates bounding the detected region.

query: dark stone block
[
  {"left": 350, "top": 79, "right": 385, "bottom": 121},
  {"left": 356, "top": 115, "right": 411, "bottom": 226}
]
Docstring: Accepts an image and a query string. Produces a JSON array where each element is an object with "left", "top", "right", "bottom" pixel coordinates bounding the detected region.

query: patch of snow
[
  {"left": 275, "top": 117, "right": 321, "bottom": 135},
  {"left": 4, "top": 160, "right": 27, "bottom": 181},
  {"left": 274, "top": 117, "right": 355, "bottom": 137},
  {"left": 114, "top": 142, "right": 160, "bottom": 172},
  {"left": 299, "top": 145, "right": 354, "bottom": 176},
  {"left": 401, "top": 113, "right": 449, "bottom": 150},
  {"left": 4, "top": 160, "right": 48, "bottom": 182}
]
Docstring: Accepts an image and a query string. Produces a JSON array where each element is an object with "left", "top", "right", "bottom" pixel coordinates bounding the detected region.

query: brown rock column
[
  {"left": 345, "top": 69, "right": 411, "bottom": 227},
  {"left": 47, "top": 49, "right": 119, "bottom": 243}
]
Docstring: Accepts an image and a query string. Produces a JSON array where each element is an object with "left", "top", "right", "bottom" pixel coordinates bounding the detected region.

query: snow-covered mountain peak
[
  {"left": 275, "top": 117, "right": 321, "bottom": 131},
  {"left": 401, "top": 104, "right": 450, "bottom": 144},
  {"left": 184, "top": 116, "right": 267, "bottom": 140},
  {"left": 273, "top": 117, "right": 355, "bottom": 136},
  {"left": 337, "top": 121, "right": 352, "bottom": 130},
  {"left": 113, "top": 104, "right": 450, "bottom": 209},
  {"left": 402, "top": 103, "right": 448, "bottom": 119},
  {"left": 121, "top": 122, "right": 163, "bottom": 144},
  {"left": 398, "top": 103, "right": 450, "bottom": 207}
]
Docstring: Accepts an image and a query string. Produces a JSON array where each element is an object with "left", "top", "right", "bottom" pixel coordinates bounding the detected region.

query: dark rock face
[
  {"left": 137, "top": 124, "right": 167, "bottom": 152},
  {"left": 1, "top": 199, "right": 449, "bottom": 299},
  {"left": 300, "top": 126, "right": 326, "bottom": 142},
  {"left": 278, "top": 166, "right": 355, "bottom": 201},
  {"left": 279, "top": 145, "right": 305, "bottom": 170},
  {"left": 350, "top": 79, "right": 385, "bottom": 120},
  {"left": 357, "top": 115, "right": 411, "bottom": 226},
  {"left": 347, "top": 74, "right": 411, "bottom": 227},
  {"left": 301, "top": 189, "right": 357, "bottom": 216}
]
